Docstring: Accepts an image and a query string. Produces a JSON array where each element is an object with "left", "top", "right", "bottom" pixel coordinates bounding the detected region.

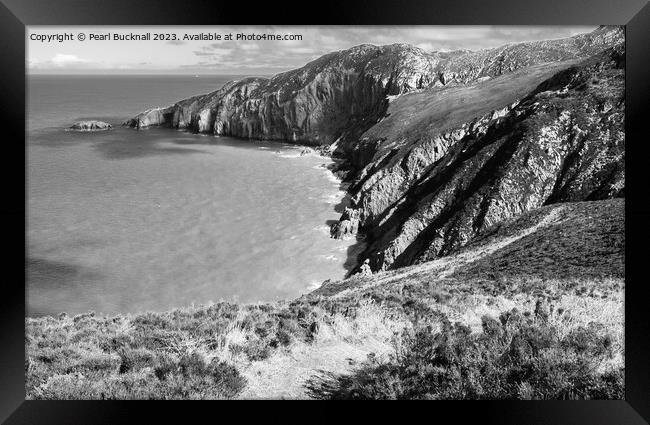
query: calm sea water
[{"left": 27, "top": 75, "right": 358, "bottom": 316}]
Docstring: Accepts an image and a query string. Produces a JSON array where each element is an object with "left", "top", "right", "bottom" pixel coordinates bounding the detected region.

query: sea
[{"left": 27, "top": 74, "right": 359, "bottom": 316}]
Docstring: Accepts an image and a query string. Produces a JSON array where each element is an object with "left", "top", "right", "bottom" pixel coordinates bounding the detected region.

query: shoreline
[
  {"left": 26, "top": 198, "right": 625, "bottom": 400},
  {"left": 27, "top": 130, "right": 361, "bottom": 319}
]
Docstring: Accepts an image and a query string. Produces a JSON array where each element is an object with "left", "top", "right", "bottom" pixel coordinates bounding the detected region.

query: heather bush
[
  {"left": 26, "top": 270, "right": 623, "bottom": 400},
  {"left": 305, "top": 306, "right": 623, "bottom": 400},
  {"left": 241, "top": 339, "right": 272, "bottom": 361},
  {"left": 273, "top": 329, "right": 293, "bottom": 347},
  {"left": 118, "top": 348, "right": 156, "bottom": 374},
  {"left": 28, "top": 347, "right": 246, "bottom": 400}
]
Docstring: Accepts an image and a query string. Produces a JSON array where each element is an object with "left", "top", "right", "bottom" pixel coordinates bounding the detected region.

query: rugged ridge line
[
  {"left": 124, "top": 43, "right": 441, "bottom": 145},
  {"left": 124, "top": 27, "right": 623, "bottom": 151}
]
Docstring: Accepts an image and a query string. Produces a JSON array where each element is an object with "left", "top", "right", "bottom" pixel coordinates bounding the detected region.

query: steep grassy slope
[
  {"left": 26, "top": 199, "right": 624, "bottom": 399},
  {"left": 450, "top": 199, "right": 624, "bottom": 281}
]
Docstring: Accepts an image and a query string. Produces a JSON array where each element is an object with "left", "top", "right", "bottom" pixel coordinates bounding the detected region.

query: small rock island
[{"left": 69, "top": 120, "right": 113, "bottom": 131}]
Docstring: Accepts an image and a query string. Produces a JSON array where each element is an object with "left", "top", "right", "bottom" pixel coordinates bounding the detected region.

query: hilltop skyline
[{"left": 27, "top": 25, "right": 596, "bottom": 75}]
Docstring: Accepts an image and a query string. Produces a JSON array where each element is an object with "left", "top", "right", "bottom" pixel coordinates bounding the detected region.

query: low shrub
[
  {"left": 241, "top": 339, "right": 272, "bottom": 361},
  {"left": 68, "top": 352, "right": 121, "bottom": 375},
  {"left": 273, "top": 329, "right": 293, "bottom": 347},
  {"left": 118, "top": 348, "right": 157, "bottom": 374},
  {"left": 153, "top": 352, "right": 177, "bottom": 381},
  {"left": 305, "top": 306, "right": 623, "bottom": 400}
]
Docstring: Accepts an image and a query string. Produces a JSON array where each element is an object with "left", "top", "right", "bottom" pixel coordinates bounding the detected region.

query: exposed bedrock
[{"left": 329, "top": 208, "right": 361, "bottom": 240}]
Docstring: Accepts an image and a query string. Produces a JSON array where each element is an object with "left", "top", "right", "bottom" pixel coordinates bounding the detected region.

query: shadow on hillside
[{"left": 450, "top": 200, "right": 625, "bottom": 281}]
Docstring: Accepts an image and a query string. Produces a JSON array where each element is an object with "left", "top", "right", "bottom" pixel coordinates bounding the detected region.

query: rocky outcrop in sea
[{"left": 69, "top": 120, "right": 112, "bottom": 131}]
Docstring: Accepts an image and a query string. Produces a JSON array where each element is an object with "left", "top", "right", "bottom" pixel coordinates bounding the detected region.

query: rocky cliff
[
  {"left": 124, "top": 43, "right": 441, "bottom": 144},
  {"left": 125, "top": 26, "right": 625, "bottom": 274},
  {"left": 349, "top": 45, "right": 624, "bottom": 273}
]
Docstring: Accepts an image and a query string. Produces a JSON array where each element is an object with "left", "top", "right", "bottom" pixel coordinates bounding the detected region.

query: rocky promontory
[
  {"left": 124, "top": 26, "right": 622, "bottom": 148},
  {"left": 124, "top": 26, "right": 625, "bottom": 274}
]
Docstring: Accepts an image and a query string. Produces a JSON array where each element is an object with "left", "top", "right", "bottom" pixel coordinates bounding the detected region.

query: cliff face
[
  {"left": 342, "top": 59, "right": 584, "bottom": 224},
  {"left": 125, "top": 26, "right": 625, "bottom": 273},
  {"left": 125, "top": 44, "right": 441, "bottom": 144},
  {"left": 353, "top": 45, "right": 624, "bottom": 272}
]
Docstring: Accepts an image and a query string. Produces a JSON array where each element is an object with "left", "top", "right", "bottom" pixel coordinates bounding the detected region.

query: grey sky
[{"left": 27, "top": 26, "right": 597, "bottom": 75}]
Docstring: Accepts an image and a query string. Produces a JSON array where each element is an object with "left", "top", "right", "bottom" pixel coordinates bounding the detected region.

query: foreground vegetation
[
  {"left": 306, "top": 305, "right": 623, "bottom": 399},
  {"left": 26, "top": 200, "right": 624, "bottom": 399}
]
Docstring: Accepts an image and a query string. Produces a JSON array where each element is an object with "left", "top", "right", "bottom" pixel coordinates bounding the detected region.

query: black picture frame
[{"left": 1, "top": 0, "right": 648, "bottom": 422}]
